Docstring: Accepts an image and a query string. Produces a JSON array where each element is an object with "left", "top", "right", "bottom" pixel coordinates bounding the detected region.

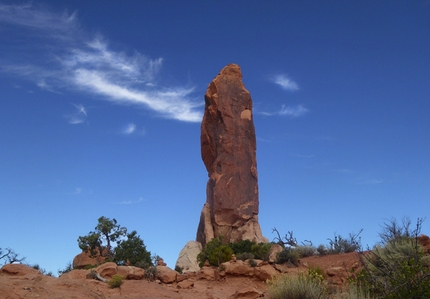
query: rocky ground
[{"left": 0, "top": 252, "right": 361, "bottom": 299}]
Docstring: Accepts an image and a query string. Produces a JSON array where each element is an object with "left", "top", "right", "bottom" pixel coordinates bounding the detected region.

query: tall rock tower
[{"left": 196, "top": 64, "right": 266, "bottom": 246}]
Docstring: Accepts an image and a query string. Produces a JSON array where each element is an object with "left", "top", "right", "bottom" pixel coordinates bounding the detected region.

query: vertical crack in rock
[{"left": 196, "top": 64, "right": 267, "bottom": 246}]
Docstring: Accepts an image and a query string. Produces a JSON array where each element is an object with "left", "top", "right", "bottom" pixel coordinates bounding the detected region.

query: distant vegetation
[
  {"left": 77, "top": 216, "right": 153, "bottom": 268},
  {"left": 267, "top": 217, "right": 430, "bottom": 299}
]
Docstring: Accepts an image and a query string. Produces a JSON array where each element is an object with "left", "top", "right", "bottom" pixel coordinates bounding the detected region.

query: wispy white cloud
[
  {"left": 279, "top": 104, "right": 309, "bottom": 117},
  {"left": 259, "top": 104, "right": 309, "bottom": 117},
  {"left": 116, "top": 197, "right": 145, "bottom": 205},
  {"left": 271, "top": 74, "right": 299, "bottom": 91},
  {"left": 67, "top": 103, "right": 87, "bottom": 124},
  {"left": 0, "top": 3, "right": 202, "bottom": 122},
  {"left": 123, "top": 123, "right": 136, "bottom": 135}
]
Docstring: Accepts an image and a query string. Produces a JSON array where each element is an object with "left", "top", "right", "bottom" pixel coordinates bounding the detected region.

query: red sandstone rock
[
  {"left": 1, "top": 264, "right": 40, "bottom": 276},
  {"left": 156, "top": 266, "right": 177, "bottom": 284},
  {"left": 418, "top": 234, "right": 430, "bottom": 253},
  {"left": 197, "top": 64, "right": 266, "bottom": 246},
  {"left": 72, "top": 249, "right": 106, "bottom": 269}
]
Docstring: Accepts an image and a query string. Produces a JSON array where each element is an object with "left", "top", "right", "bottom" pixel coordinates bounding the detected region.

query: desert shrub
[
  {"left": 236, "top": 252, "right": 255, "bottom": 261},
  {"left": 84, "top": 264, "right": 98, "bottom": 270},
  {"left": 356, "top": 218, "right": 430, "bottom": 298},
  {"left": 229, "top": 239, "right": 256, "bottom": 255},
  {"left": 108, "top": 274, "right": 125, "bottom": 288},
  {"left": 327, "top": 230, "right": 362, "bottom": 254},
  {"left": 296, "top": 245, "right": 317, "bottom": 258},
  {"left": 248, "top": 258, "right": 257, "bottom": 267},
  {"left": 135, "top": 261, "right": 151, "bottom": 269},
  {"left": 143, "top": 266, "right": 158, "bottom": 281},
  {"left": 332, "top": 284, "right": 374, "bottom": 299},
  {"left": 30, "top": 264, "right": 53, "bottom": 276},
  {"left": 267, "top": 272, "right": 327, "bottom": 299},
  {"left": 87, "top": 269, "right": 97, "bottom": 279},
  {"left": 114, "top": 230, "right": 152, "bottom": 267},
  {"left": 0, "top": 247, "right": 25, "bottom": 265},
  {"left": 317, "top": 244, "right": 328, "bottom": 256},
  {"left": 251, "top": 242, "right": 272, "bottom": 261},
  {"left": 308, "top": 267, "right": 325, "bottom": 282},
  {"left": 58, "top": 261, "right": 73, "bottom": 276},
  {"left": 175, "top": 265, "right": 183, "bottom": 273},
  {"left": 197, "top": 237, "right": 233, "bottom": 267},
  {"left": 276, "top": 248, "right": 300, "bottom": 265}
]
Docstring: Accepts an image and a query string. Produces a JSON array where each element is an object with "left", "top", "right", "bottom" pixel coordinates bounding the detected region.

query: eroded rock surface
[{"left": 197, "top": 64, "right": 266, "bottom": 246}]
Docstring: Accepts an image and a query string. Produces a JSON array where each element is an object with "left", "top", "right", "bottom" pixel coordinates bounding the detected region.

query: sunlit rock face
[{"left": 196, "top": 64, "right": 266, "bottom": 246}]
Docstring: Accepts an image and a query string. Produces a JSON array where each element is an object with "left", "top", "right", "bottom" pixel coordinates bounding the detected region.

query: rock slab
[{"left": 196, "top": 64, "right": 266, "bottom": 246}]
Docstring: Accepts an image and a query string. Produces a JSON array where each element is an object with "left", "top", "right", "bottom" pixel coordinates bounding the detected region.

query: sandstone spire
[{"left": 196, "top": 64, "right": 266, "bottom": 246}]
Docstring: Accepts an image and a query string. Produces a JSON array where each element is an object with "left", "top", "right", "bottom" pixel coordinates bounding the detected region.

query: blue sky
[{"left": 1, "top": 1, "right": 429, "bottom": 274}]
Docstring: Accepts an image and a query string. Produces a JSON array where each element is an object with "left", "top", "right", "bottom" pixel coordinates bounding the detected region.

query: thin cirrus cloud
[
  {"left": 259, "top": 104, "right": 309, "bottom": 118},
  {"left": 122, "top": 123, "right": 136, "bottom": 135},
  {"left": 116, "top": 198, "right": 145, "bottom": 205},
  {"left": 279, "top": 104, "right": 309, "bottom": 117},
  {"left": 271, "top": 74, "right": 299, "bottom": 91},
  {"left": 0, "top": 3, "right": 202, "bottom": 122},
  {"left": 67, "top": 103, "right": 87, "bottom": 124}
]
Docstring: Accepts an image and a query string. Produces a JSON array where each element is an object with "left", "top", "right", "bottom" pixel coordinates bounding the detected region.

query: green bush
[
  {"left": 108, "top": 274, "right": 125, "bottom": 288},
  {"left": 197, "top": 237, "right": 233, "bottom": 267},
  {"left": 248, "top": 258, "right": 257, "bottom": 267},
  {"left": 175, "top": 265, "right": 183, "bottom": 273},
  {"left": 267, "top": 272, "right": 327, "bottom": 299},
  {"left": 229, "top": 239, "right": 256, "bottom": 255},
  {"left": 251, "top": 242, "right": 272, "bottom": 261},
  {"left": 58, "top": 261, "right": 73, "bottom": 276},
  {"left": 236, "top": 252, "right": 255, "bottom": 261},
  {"left": 114, "top": 230, "right": 152, "bottom": 267},
  {"left": 355, "top": 218, "right": 430, "bottom": 298},
  {"left": 276, "top": 248, "right": 300, "bottom": 265},
  {"left": 295, "top": 245, "right": 317, "bottom": 258},
  {"left": 327, "top": 230, "right": 362, "bottom": 254}
]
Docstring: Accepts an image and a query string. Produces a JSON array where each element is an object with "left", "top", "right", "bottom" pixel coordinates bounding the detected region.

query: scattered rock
[
  {"left": 177, "top": 279, "right": 194, "bottom": 289},
  {"left": 157, "top": 258, "right": 167, "bottom": 266},
  {"left": 228, "top": 286, "right": 264, "bottom": 299},
  {"left": 198, "top": 266, "right": 216, "bottom": 281},
  {"left": 196, "top": 64, "right": 267, "bottom": 246},
  {"left": 254, "top": 264, "right": 279, "bottom": 281},
  {"left": 223, "top": 260, "right": 254, "bottom": 276},
  {"left": 156, "top": 266, "right": 177, "bottom": 284},
  {"left": 117, "top": 266, "right": 144, "bottom": 280}
]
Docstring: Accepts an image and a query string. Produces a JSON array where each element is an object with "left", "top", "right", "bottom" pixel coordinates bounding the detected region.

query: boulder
[
  {"left": 177, "top": 279, "right": 194, "bottom": 289},
  {"left": 72, "top": 249, "right": 106, "bottom": 269},
  {"left": 197, "top": 266, "right": 216, "bottom": 281},
  {"left": 268, "top": 244, "right": 284, "bottom": 263},
  {"left": 156, "top": 266, "right": 177, "bottom": 284},
  {"left": 254, "top": 264, "right": 279, "bottom": 281},
  {"left": 117, "top": 266, "right": 144, "bottom": 280},
  {"left": 95, "top": 262, "right": 117, "bottom": 279},
  {"left": 1, "top": 264, "right": 40, "bottom": 276},
  {"left": 223, "top": 260, "right": 254, "bottom": 276},
  {"left": 196, "top": 63, "right": 267, "bottom": 246},
  {"left": 175, "top": 240, "right": 202, "bottom": 273},
  {"left": 418, "top": 234, "right": 430, "bottom": 254},
  {"left": 325, "top": 266, "right": 347, "bottom": 286}
]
